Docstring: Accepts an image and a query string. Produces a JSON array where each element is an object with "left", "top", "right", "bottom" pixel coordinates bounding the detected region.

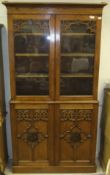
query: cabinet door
[
  {"left": 9, "top": 15, "right": 55, "bottom": 100},
  {"left": 55, "top": 15, "right": 101, "bottom": 100},
  {"left": 55, "top": 103, "right": 98, "bottom": 167},
  {"left": 11, "top": 103, "right": 54, "bottom": 166}
]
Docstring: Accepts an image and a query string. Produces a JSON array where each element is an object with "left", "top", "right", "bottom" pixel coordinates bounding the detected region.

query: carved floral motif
[
  {"left": 60, "top": 109, "right": 92, "bottom": 121},
  {"left": 16, "top": 109, "right": 48, "bottom": 148},
  {"left": 17, "top": 124, "right": 48, "bottom": 148},
  {"left": 60, "top": 124, "right": 92, "bottom": 148}
]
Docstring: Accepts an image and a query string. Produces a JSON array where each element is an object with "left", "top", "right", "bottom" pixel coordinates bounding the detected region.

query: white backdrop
[{"left": 0, "top": 0, "right": 110, "bottom": 160}]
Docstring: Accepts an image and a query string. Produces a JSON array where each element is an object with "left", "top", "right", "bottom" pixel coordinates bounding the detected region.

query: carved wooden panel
[
  {"left": 16, "top": 109, "right": 49, "bottom": 161},
  {"left": 17, "top": 123, "right": 48, "bottom": 149},
  {"left": 60, "top": 123, "right": 92, "bottom": 149},
  {"left": 16, "top": 109, "right": 48, "bottom": 121},
  {"left": 60, "top": 109, "right": 92, "bottom": 121},
  {"left": 59, "top": 108, "right": 93, "bottom": 161}
]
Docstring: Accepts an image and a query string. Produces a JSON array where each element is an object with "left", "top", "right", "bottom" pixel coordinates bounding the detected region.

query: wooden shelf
[
  {"left": 62, "top": 33, "right": 95, "bottom": 36},
  {"left": 16, "top": 73, "right": 48, "bottom": 78},
  {"left": 61, "top": 53, "right": 94, "bottom": 57},
  {"left": 15, "top": 53, "right": 49, "bottom": 57},
  {"left": 15, "top": 32, "right": 49, "bottom": 36},
  {"left": 16, "top": 53, "right": 94, "bottom": 57},
  {"left": 61, "top": 73, "right": 93, "bottom": 78},
  {"left": 15, "top": 32, "right": 94, "bottom": 37}
]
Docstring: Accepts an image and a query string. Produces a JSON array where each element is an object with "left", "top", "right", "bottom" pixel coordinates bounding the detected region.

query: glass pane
[
  {"left": 61, "top": 77, "right": 93, "bottom": 95},
  {"left": 14, "top": 35, "right": 49, "bottom": 53},
  {"left": 15, "top": 57, "right": 48, "bottom": 74},
  {"left": 60, "top": 20, "right": 96, "bottom": 96},
  {"left": 16, "top": 77, "right": 49, "bottom": 95},
  {"left": 61, "top": 56, "right": 94, "bottom": 74},
  {"left": 14, "top": 19, "right": 50, "bottom": 96},
  {"left": 61, "top": 35, "right": 95, "bottom": 53}
]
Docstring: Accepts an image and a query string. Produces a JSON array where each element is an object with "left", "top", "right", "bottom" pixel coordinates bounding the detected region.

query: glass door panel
[
  {"left": 14, "top": 18, "right": 51, "bottom": 96},
  {"left": 59, "top": 18, "right": 96, "bottom": 96}
]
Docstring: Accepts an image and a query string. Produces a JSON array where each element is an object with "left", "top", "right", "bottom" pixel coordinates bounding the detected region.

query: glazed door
[
  {"left": 55, "top": 15, "right": 100, "bottom": 100},
  {"left": 9, "top": 15, "right": 55, "bottom": 100}
]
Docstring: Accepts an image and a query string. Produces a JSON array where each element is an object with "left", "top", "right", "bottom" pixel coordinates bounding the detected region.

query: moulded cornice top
[{"left": 2, "top": 1, "right": 107, "bottom": 7}]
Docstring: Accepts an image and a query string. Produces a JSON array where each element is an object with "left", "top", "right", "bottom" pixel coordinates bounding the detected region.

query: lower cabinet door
[
  {"left": 55, "top": 103, "right": 98, "bottom": 171},
  {"left": 10, "top": 103, "right": 54, "bottom": 171}
]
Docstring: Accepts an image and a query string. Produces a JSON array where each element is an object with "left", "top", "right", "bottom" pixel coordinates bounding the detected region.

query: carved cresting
[
  {"left": 61, "top": 20, "right": 96, "bottom": 33},
  {"left": 60, "top": 109, "right": 93, "bottom": 160},
  {"left": 16, "top": 109, "right": 48, "bottom": 148},
  {"left": 14, "top": 20, "right": 49, "bottom": 33}
]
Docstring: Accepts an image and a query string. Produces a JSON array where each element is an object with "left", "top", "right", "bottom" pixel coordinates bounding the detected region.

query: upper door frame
[
  {"left": 8, "top": 14, "right": 55, "bottom": 101},
  {"left": 55, "top": 15, "right": 102, "bottom": 101}
]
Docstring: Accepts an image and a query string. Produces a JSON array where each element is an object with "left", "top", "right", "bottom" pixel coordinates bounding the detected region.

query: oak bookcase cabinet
[{"left": 4, "top": 2, "right": 105, "bottom": 173}]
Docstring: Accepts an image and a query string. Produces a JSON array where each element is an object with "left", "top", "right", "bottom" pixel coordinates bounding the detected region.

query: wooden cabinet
[
  {"left": 0, "top": 25, "right": 6, "bottom": 174},
  {"left": 4, "top": 2, "right": 106, "bottom": 173}
]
